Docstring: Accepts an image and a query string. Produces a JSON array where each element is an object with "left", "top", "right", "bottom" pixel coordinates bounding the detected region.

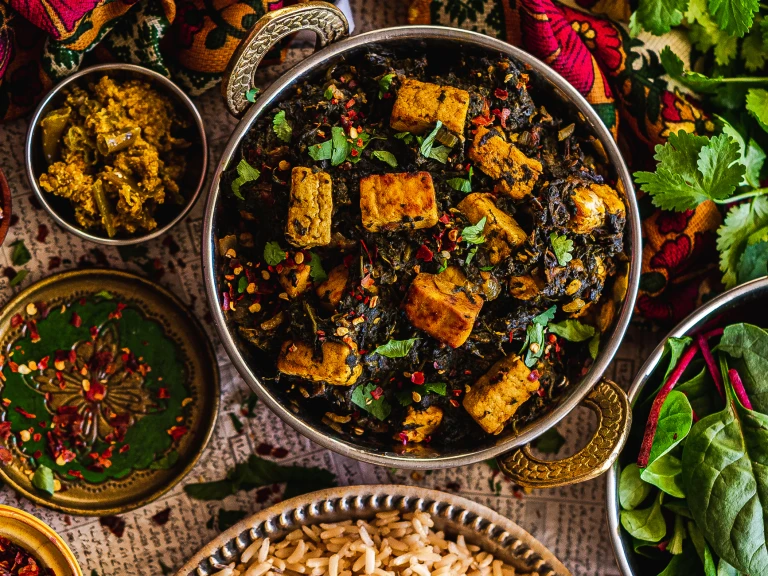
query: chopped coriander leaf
[
  {"left": 231, "top": 159, "right": 261, "bottom": 199},
  {"left": 634, "top": 130, "right": 745, "bottom": 211},
  {"left": 520, "top": 306, "right": 556, "bottom": 368},
  {"left": 717, "top": 196, "right": 768, "bottom": 288},
  {"left": 308, "top": 140, "right": 333, "bottom": 161},
  {"left": 718, "top": 116, "right": 765, "bottom": 188},
  {"left": 550, "top": 233, "right": 573, "bottom": 266},
  {"left": 420, "top": 122, "right": 454, "bottom": 162},
  {"left": 351, "top": 383, "right": 392, "bottom": 421},
  {"left": 659, "top": 47, "right": 724, "bottom": 92},
  {"left": 548, "top": 319, "right": 596, "bottom": 341},
  {"left": 272, "top": 110, "right": 292, "bottom": 143},
  {"left": 372, "top": 150, "right": 398, "bottom": 167},
  {"left": 424, "top": 382, "right": 447, "bottom": 396},
  {"left": 237, "top": 276, "right": 248, "bottom": 294},
  {"left": 263, "top": 241, "right": 286, "bottom": 266},
  {"left": 447, "top": 166, "right": 473, "bottom": 193},
  {"left": 378, "top": 73, "right": 395, "bottom": 99},
  {"left": 437, "top": 261, "right": 448, "bottom": 273},
  {"left": 428, "top": 145, "right": 451, "bottom": 163},
  {"left": 461, "top": 217, "right": 487, "bottom": 245},
  {"left": 32, "top": 465, "right": 54, "bottom": 495},
  {"left": 534, "top": 305, "right": 557, "bottom": 325},
  {"left": 10, "top": 240, "right": 31, "bottom": 266},
  {"left": 465, "top": 246, "right": 478, "bottom": 265},
  {"left": 707, "top": 0, "right": 759, "bottom": 37},
  {"left": 747, "top": 89, "right": 768, "bottom": 132},
  {"left": 632, "top": 0, "right": 686, "bottom": 35},
  {"left": 308, "top": 252, "right": 327, "bottom": 282},
  {"left": 324, "top": 85, "right": 335, "bottom": 100},
  {"left": 373, "top": 338, "right": 418, "bottom": 358},
  {"left": 245, "top": 87, "right": 260, "bottom": 103},
  {"left": 331, "top": 126, "right": 350, "bottom": 166},
  {"left": 394, "top": 131, "right": 414, "bottom": 145}
]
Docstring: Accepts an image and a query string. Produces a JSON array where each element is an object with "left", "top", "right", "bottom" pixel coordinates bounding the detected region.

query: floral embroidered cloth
[{"left": 0, "top": 0, "right": 721, "bottom": 323}]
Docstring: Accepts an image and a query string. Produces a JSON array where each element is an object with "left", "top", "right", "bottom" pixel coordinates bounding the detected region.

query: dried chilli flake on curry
[
  {"left": 0, "top": 537, "right": 53, "bottom": 576},
  {"left": 38, "top": 76, "right": 190, "bottom": 238},
  {"left": 217, "top": 49, "right": 628, "bottom": 451}
]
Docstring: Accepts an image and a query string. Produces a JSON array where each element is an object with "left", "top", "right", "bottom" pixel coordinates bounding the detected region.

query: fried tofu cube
[
  {"left": 390, "top": 78, "right": 470, "bottom": 136},
  {"left": 277, "top": 340, "right": 362, "bottom": 386},
  {"left": 568, "top": 185, "right": 606, "bottom": 234},
  {"left": 285, "top": 167, "right": 332, "bottom": 248},
  {"left": 360, "top": 172, "right": 438, "bottom": 232},
  {"left": 400, "top": 406, "right": 443, "bottom": 443},
  {"left": 469, "top": 127, "right": 542, "bottom": 199},
  {"left": 457, "top": 193, "right": 526, "bottom": 264},
  {"left": 591, "top": 182, "right": 625, "bottom": 218},
  {"left": 316, "top": 264, "right": 349, "bottom": 309},
  {"left": 402, "top": 273, "right": 483, "bottom": 348},
  {"left": 463, "top": 354, "right": 539, "bottom": 434},
  {"left": 278, "top": 264, "right": 311, "bottom": 298}
]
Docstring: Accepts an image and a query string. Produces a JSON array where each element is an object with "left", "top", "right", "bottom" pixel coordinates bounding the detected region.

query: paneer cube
[
  {"left": 277, "top": 340, "right": 362, "bottom": 386},
  {"left": 508, "top": 275, "right": 544, "bottom": 300},
  {"left": 463, "top": 354, "right": 539, "bottom": 434},
  {"left": 400, "top": 406, "right": 443, "bottom": 443},
  {"left": 568, "top": 184, "right": 606, "bottom": 234},
  {"left": 591, "top": 182, "right": 625, "bottom": 218},
  {"left": 390, "top": 78, "right": 470, "bottom": 136},
  {"left": 285, "top": 167, "right": 332, "bottom": 247},
  {"left": 360, "top": 172, "right": 438, "bottom": 232},
  {"left": 402, "top": 273, "right": 483, "bottom": 348},
  {"left": 469, "top": 127, "right": 542, "bottom": 199},
  {"left": 278, "top": 263, "right": 311, "bottom": 298},
  {"left": 316, "top": 264, "right": 349, "bottom": 309},
  {"left": 457, "top": 193, "right": 526, "bottom": 264}
]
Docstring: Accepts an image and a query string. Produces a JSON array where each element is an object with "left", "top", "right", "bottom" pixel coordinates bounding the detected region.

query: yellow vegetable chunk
[
  {"left": 285, "top": 167, "right": 332, "bottom": 248},
  {"left": 359, "top": 172, "right": 438, "bottom": 232},
  {"left": 457, "top": 193, "right": 526, "bottom": 264},
  {"left": 400, "top": 406, "right": 443, "bottom": 443},
  {"left": 277, "top": 340, "right": 362, "bottom": 386},
  {"left": 469, "top": 126, "right": 542, "bottom": 199},
  {"left": 390, "top": 78, "right": 470, "bottom": 136},
  {"left": 316, "top": 264, "right": 349, "bottom": 309},
  {"left": 278, "top": 264, "right": 311, "bottom": 298}
]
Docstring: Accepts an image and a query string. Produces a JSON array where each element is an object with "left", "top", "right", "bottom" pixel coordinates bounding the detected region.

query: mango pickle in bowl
[{"left": 25, "top": 64, "right": 207, "bottom": 245}]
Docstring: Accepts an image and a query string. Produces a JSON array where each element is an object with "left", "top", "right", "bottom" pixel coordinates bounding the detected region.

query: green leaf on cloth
[
  {"left": 717, "top": 196, "right": 768, "bottom": 288},
  {"left": 746, "top": 89, "right": 768, "bottom": 132},
  {"left": 10, "top": 240, "right": 30, "bottom": 266},
  {"left": 633, "top": 0, "right": 686, "bottom": 35}
]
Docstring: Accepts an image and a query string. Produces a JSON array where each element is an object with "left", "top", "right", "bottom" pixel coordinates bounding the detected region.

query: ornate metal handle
[
  {"left": 221, "top": 1, "right": 349, "bottom": 118},
  {"left": 497, "top": 379, "right": 631, "bottom": 488}
]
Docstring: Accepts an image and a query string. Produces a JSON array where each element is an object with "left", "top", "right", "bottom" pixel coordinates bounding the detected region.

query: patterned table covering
[{"left": 0, "top": 2, "right": 667, "bottom": 574}]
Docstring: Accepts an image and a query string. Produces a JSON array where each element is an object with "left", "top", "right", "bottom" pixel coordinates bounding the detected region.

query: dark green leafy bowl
[{"left": 606, "top": 276, "right": 768, "bottom": 575}]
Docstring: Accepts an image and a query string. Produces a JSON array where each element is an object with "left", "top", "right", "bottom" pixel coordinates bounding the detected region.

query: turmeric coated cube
[
  {"left": 457, "top": 193, "right": 526, "bottom": 264},
  {"left": 568, "top": 182, "right": 624, "bottom": 234},
  {"left": 316, "top": 264, "right": 349, "bottom": 309},
  {"left": 390, "top": 78, "right": 470, "bottom": 136},
  {"left": 469, "top": 127, "right": 542, "bottom": 199},
  {"left": 360, "top": 172, "right": 438, "bottom": 232},
  {"left": 402, "top": 273, "right": 483, "bottom": 348},
  {"left": 400, "top": 405, "right": 443, "bottom": 443},
  {"left": 277, "top": 340, "right": 362, "bottom": 386},
  {"left": 278, "top": 263, "right": 311, "bottom": 298},
  {"left": 285, "top": 167, "right": 333, "bottom": 248},
  {"left": 463, "top": 354, "right": 539, "bottom": 434}
]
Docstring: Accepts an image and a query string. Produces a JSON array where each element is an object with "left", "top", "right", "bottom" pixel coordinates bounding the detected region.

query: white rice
[{"left": 229, "top": 510, "right": 531, "bottom": 576}]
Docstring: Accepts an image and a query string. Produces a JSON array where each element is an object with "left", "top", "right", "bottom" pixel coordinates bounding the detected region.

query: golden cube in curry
[
  {"left": 400, "top": 405, "right": 443, "bottom": 443},
  {"left": 462, "top": 354, "right": 539, "bottom": 434},
  {"left": 316, "top": 264, "right": 349, "bottom": 309},
  {"left": 568, "top": 182, "right": 625, "bottom": 234},
  {"left": 360, "top": 172, "right": 438, "bottom": 232},
  {"left": 457, "top": 193, "right": 526, "bottom": 264},
  {"left": 285, "top": 167, "right": 333, "bottom": 248},
  {"left": 278, "top": 263, "right": 311, "bottom": 298},
  {"left": 402, "top": 273, "right": 483, "bottom": 348},
  {"left": 469, "top": 127, "right": 542, "bottom": 199},
  {"left": 277, "top": 340, "right": 362, "bottom": 386},
  {"left": 390, "top": 78, "right": 470, "bottom": 136}
]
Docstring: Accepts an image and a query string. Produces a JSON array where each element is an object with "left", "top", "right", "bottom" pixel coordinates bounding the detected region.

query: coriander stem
[
  {"left": 719, "top": 77, "right": 768, "bottom": 84},
  {"left": 715, "top": 188, "right": 768, "bottom": 204}
]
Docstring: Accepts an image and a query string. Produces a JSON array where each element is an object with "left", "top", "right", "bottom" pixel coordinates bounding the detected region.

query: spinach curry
[{"left": 217, "top": 48, "right": 627, "bottom": 451}]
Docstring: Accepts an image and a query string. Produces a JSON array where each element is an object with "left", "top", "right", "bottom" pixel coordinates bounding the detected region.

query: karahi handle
[
  {"left": 221, "top": 1, "right": 349, "bottom": 118},
  {"left": 497, "top": 379, "right": 631, "bottom": 488}
]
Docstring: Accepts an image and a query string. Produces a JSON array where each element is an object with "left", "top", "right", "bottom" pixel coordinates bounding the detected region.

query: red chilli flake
[
  {"left": 0, "top": 446, "right": 12, "bottom": 465},
  {"left": 100, "top": 516, "right": 126, "bottom": 538},
  {"left": 151, "top": 507, "right": 172, "bottom": 526},
  {"left": 37, "top": 356, "right": 49, "bottom": 370},
  {"left": 345, "top": 98, "right": 356, "bottom": 109},
  {"left": 410, "top": 372, "right": 425, "bottom": 385},
  {"left": 89, "top": 326, "right": 99, "bottom": 340},
  {"left": 370, "top": 386, "right": 385, "bottom": 400},
  {"left": 415, "top": 245, "right": 433, "bottom": 262},
  {"left": 157, "top": 388, "right": 170, "bottom": 399},
  {"left": 0, "top": 422, "right": 11, "bottom": 440},
  {"left": 70, "top": 312, "right": 82, "bottom": 328},
  {"left": 14, "top": 407, "right": 36, "bottom": 419},
  {"left": 108, "top": 302, "right": 127, "bottom": 320},
  {"left": 27, "top": 321, "right": 40, "bottom": 343},
  {"left": 118, "top": 444, "right": 130, "bottom": 454},
  {"left": 528, "top": 370, "right": 540, "bottom": 382},
  {"left": 637, "top": 341, "right": 700, "bottom": 468},
  {"left": 167, "top": 425, "right": 188, "bottom": 441},
  {"left": 439, "top": 213, "right": 451, "bottom": 224},
  {"left": 494, "top": 88, "right": 509, "bottom": 100},
  {"left": 729, "top": 369, "right": 753, "bottom": 410},
  {"left": 10, "top": 314, "right": 23, "bottom": 328},
  {"left": 499, "top": 108, "right": 511, "bottom": 129},
  {"left": 67, "top": 470, "right": 84, "bottom": 480}
]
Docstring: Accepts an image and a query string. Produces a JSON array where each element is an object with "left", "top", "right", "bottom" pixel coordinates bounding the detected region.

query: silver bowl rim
[
  {"left": 24, "top": 63, "right": 209, "bottom": 246},
  {"left": 175, "top": 484, "right": 571, "bottom": 576},
  {"left": 202, "top": 25, "right": 642, "bottom": 469},
  {"left": 605, "top": 275, "right": 768, "bottom": 575}
]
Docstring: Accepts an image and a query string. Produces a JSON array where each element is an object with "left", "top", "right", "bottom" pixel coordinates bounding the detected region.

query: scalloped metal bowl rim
[
  {"left": 202, "top": 25, "right": 642, "bottom": 468},
  {"left": 605, "top": 276, "right": 768, "bottom": 575},
  {"left": 175, "top": 484, "right": 571, "bottom": 576},
  {"left": 24, "top": 63, "right": 208, "bottom": 246}
]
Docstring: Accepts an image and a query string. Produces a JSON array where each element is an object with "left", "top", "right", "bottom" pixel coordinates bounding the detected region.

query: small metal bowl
[
  {"left": 0, "top": 504, "right": 83, "bottom": 576},
  {"left": 24, "top": 64, "right": 208, "bottom": 246},
  {"left": 606, "top": 276, "right": 768, "bottom": 575}
]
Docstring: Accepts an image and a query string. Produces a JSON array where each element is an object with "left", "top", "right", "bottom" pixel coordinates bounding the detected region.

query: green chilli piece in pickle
[
  {"left": 103, "top": 169, "right": 144, "bottom": 196},
  {"left": 96, "top": 126, "right": 141, "bottom": 156},
  {"left": 40, "top": 107, "right": 71, "bottom": 164},
  {"left": 91, "top": 179, "right": 117, "bottom": 238}
]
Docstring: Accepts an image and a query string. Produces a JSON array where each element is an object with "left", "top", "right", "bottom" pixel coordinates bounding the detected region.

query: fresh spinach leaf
[
  {"left": 664, "top": 336, "right": 694, "bottom": 380},
  {"left": 719, "top": 322, "right": 768, "bottom": 412},
  {"left": 688, "top": 521, "right": 717, "bottom": 576},
  {"left": 647, "top": 390, "right": 693, "bottom": 467},
  {"left": 331, "top": 126, "right": 350, "bottom": 166},
  {"left": 677, "top": 367, "right": 721, "bottom": 419},
  {"left": 372, "top": 338, "right": 418, "bottom": 358},
  {"left": 668, "top": 513, "right": 686, "bottom": 554},
  {"left": 620, "top": 492, "right": 666, "bottom": 542},
  {"left": 619, "top": 463, "right": 653, "bottom": 510},
  {"left": 664, "top": 498, "right": 693, "bottom": 519},
  {"left": 548, "top": 319, "right": 595, "bottom": 342},
  {"left": 372, "top": 150, "right": 398, "bottom": 167},
  {"left": 641, "top": 452, "right": 686, "bottom": 498}
]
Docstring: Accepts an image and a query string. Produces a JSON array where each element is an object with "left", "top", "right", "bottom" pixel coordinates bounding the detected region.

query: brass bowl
[
  {"left": 24, "top": 64, "right": 208, "bottom": 246},
  {"left": 0, "top": 504, "right": 83, "bottom": 576},
  {"left": 203, "top": 2, "right": 640, "bottom": 487},
  {"left": 176, "top": 485, "right": 571, "bottom": 576}
]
